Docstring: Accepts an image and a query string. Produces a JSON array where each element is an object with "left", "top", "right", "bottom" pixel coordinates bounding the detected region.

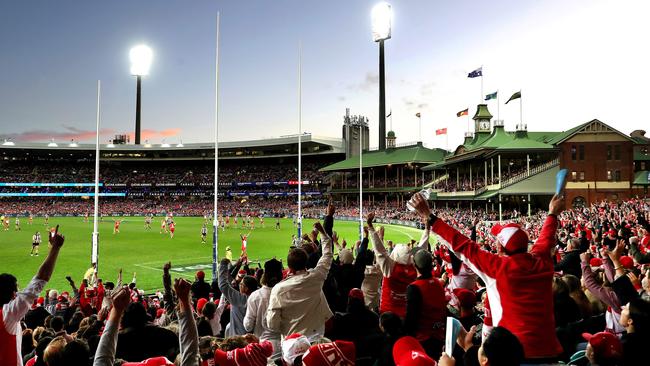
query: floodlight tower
[{"left": 129, "top": 45, "right": 153, "bottom": 145}]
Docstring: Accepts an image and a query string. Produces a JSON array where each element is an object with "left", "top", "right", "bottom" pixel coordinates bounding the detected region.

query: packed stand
[{"left": 2, "top": 193, "right": 650, "bottom": 366}]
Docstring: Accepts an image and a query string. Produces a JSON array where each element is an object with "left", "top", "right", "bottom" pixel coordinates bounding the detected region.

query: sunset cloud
[{"left": 1, "top": 126, "right": 115, "bottom": 143}]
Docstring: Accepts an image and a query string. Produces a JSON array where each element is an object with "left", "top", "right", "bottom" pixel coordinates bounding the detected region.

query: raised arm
[
  {"left": 412, "top": 194, "right": 503, "bottom": 278},
  {"left": 93, "top": 287, "right": 130, "bottom": 366},
  {"left": 312, "top": 222, "right": 333, "bottom": 280},
  {"left": 218, "top": 259, "right": 247, "bottom": 306},
  {"left": 175, "top": 278, "right": 199, "bottom": 366},
  {"left": 531, "top": 195, "right": 564, "bottom": 257},
  {"left": 579, "top": 252, "right": 620, "bottom": 311},
  {"left": 36, "top": 225, "right": 64, "bottom": 282},
  {"left": 368, "top": 213, "right": 395, "bottom": 276}
]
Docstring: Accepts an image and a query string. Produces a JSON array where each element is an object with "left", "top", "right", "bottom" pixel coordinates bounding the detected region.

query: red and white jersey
[
  {"left": 241, "top": 236, "right": 247, "bottom": 252},
  {"left": 169, "top": 222, "right": 175, "bottom": 231}
]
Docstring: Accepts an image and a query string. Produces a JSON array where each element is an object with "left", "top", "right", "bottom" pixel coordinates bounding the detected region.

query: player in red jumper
[{"left": 411, "top": 193, "right": 565, "bottom": 362}]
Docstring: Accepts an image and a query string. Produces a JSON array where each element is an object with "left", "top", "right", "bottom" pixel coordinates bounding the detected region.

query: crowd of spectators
[{"left": 2, "top": 191, "right": 650, "bottom": 366}]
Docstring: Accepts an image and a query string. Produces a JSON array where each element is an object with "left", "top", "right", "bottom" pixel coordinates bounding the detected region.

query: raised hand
[
  {"left": 111, "top": 287, "right": 131, "bottom": 314},
  {"left": 580, "top": 251, "right": 592, "bottom": 263},
  {"left": 174, "top": 278, "right": 192, "bottom": 305},
  {"left": 313, "top": 221, "right": 325, "bottom": 234},
  {"left": 548, "top": 194, "right": 566, "bottom": 216},
  {"left": 326, "top": 200, "right": 336, "bottom": 217},
  {"left": 366, "top": 212, "right": 375, "bottom": 228},
  {"left": 49, "top": 225, "right": 64, "bottom": 248},
  {"left": 163, "top": 262, "right": 171, "bottom": 273},
  {"left": 411, "top": 193, "right": 431, "bottom": 222}
]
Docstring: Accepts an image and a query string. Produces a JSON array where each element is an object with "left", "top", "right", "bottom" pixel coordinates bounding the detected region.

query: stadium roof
[
  {"left": 0, "top": 134, "right": 343, "bottom": 152},
  {"left": 320, "top": 143, "right": 447, "bottom": 172},
  {"left": 547, "top": 119, "right": 635, "bottom": 145}
]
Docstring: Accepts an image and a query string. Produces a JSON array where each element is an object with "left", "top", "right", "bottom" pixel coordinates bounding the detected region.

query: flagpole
[
  {"left": 212, "top": 12, "right": 221, "bottom": 282},
  {"left": 519, "top": 90, "right": 524, "bottom": 128},
  {"left": 467, "top": 108, "right": 470, "bottom": 133},
  {"left": 297, "top": 41, "right": 302, "bottom": 239},
  {"left": 91, "top": 80, "right": 101, "bottom": 274},
  {"left": 497, "top": 89, "right": 500, "bottom": 123},
  {"left": 479, "top": 65, "right": 483, "bottom": 104},
  {"left": 418, "top": 114, "right": 422, "bottom": 142}
]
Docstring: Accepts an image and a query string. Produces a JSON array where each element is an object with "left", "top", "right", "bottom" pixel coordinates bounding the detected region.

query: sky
[{"left": 1, "top": 0, "right": 649, "bottom": 149}]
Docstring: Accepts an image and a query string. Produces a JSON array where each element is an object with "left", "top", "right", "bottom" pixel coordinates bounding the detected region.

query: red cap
[
  {"left": 213, "top": 340, "right": 274, "bottom": 366},
  {"left": 303, "top": 341, "right": 355, "bottom": 366},
  {"left": 582, "top": 332, "right": 622, "bottom": 361},
  {"left": 452, "top": 288, "right": 476, "bottom": 308},
  {"left": 156, "top": 308, "right": 165, "bottom": 319},
  {"left": 196, "top": 271, "right": 205, "bottom": 280},
  {"left": 589, "top": 257, "right": 603, "bottom": 267},
  {"left": 197, "top": 298, "right": 208, "bottom": 314},
  {"left": 619, "top": 256, "right": 634, "bottom": 270},
  {"left": 122, "top": 357, "right": 174, "bottom": 366},
  {"left": 348, "top": 288, "right": 364, "bottom": 302},
  {"left": 607, "top": 229, "right": 617, "bottom": 236},
  {"left": 393, "top": 336, "right": 437, "bottom": 366},
  {"left": 37, "top": 297, "right": 45, "bottom": 305},
  {"left": 490, "top": 223, "right": 529, "bottom": 254}
]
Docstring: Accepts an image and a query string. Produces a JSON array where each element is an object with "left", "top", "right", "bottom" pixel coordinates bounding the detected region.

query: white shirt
[
  {"left": 2, "top": 276, "right": 47, "bottom": 366},
  {"left": 244, "top": 286, "right": 281, "bottom": 359}
]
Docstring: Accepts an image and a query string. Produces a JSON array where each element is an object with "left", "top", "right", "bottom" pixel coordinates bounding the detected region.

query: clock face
[{"left": 479, "top": 121, "right": 490, "bottom": 131}]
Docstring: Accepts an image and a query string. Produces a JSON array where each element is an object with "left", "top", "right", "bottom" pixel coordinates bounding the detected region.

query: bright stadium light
[
  {"left": 130, "top": 44, "right": 153, "bottom": 145},
  {"left": 371, "top": 2, "right": 392, "bottom": 150},
  {"left": 371, "top": 2, "right": 392, "bottom": 42},
  {"left": 129, "top": 45, "right": 153, "bottom": 76},
  {"left": 2, "top": 139, "right": 15, "bottom": 146},
  {"left": 143, "top": 140, "right": 152, "bottom": 148},
  {"left": 160, "top": 139, "right": 171, "bottom": 148},
  {"left": 47, "top": 139, "right": 58, "bottom": 147},
  {"left": 176, "top": 140, "right": 184, "bottom": 148},
  {"left": 106, "top": 142, "right": 115, "bottom": 148},
  {"left": 69, "top": 139, "right": 78, "bottom": 147}
]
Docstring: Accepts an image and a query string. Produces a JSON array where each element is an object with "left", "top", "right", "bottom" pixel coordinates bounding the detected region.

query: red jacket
[
  {"left": 431, "top": 215, "right": 563, "bottom": 359},
  {"left": 379, "top": 263, "right": 417, "bottom": 318}
]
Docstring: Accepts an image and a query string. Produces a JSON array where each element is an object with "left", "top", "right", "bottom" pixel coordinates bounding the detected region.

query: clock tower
[{"left": 473, "top": 104, "right": 493, "bottom": 133}]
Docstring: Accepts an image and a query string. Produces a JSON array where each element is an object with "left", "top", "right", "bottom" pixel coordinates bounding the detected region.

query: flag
[
  {"left": 456, "top": 108, "right": 468, "bottom": 117},
  {"left": 505, "top": 91, "right": 521, "bottom": 104},
  {"left": 467, "top": 67, "right": 482, "bottom": 78},
  {"left": 415, "top": 112, "right": 421, "bottom": 118},
  {"left": 386, "top": 109, "right": 392, "bottom": 118},
  {"left": 436, "top": 128, "right": 447, "bottom": 135},
  {"left": 485, "top": 91, "right": 497, "bottom": 101}
]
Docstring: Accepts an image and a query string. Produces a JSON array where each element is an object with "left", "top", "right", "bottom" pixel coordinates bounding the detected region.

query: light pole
[
  {"left": 372, "top": 2, "right": 391, "bottom": 150},
  {"left": 129, "top": 45, "right": 153, "bottom": 145}
]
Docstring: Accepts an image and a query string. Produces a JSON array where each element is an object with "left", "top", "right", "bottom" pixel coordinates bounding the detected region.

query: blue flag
[
  {"left": 485, "top": 91, "right": 497, "bottom": 101},
  {"left": 468, "top": 67, "right": 482, "bottom": 78}
]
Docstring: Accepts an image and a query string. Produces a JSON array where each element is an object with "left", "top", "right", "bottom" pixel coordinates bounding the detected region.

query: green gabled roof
[
  {"left": 320, "top": 144, "right": 446, "bottom": 172},
  {"left": 633, "top": 171, "right": 650, "bottom": 185},
  {"left": 497, "top": 135, "right": 555, "bottom": 150},
  {"left": 464, "top": 132, "right": 491, "bottom": 150},
  {"left": 547, "top": 119, "right": 635, "bottom": 145},
  {"left": 478, "top": 127, "right": 512, "bottom": 149},
  {"left": 547, "top": 121, "right": 591, "bottom": 145},
  {"left": 527, "top": 131, "right": 560, "bottom": 143}
]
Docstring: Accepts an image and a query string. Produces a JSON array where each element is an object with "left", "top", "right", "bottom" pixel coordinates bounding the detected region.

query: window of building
[
  {"left": 571, "top": 145, "right": 577, "bottom": 161},
  {"left": 572, "top": 171, "right": 577, "bottom": 181},
  {"left": 578, "top": 145, "right": 585, "bottom": 161},
  {"left": 614, "top": 145, "right": 621, "bottom": 160},
  {"left": 642, "top": 162, "right": 647, "bottom": 170},
  {"left": 614, "top": 170, "right": 621, "bottom": 182},
  {"left": 607, "top": 145, "right": 612, "bottom": 160},
  {"left": 579, "top": 171, "right": 585, "bottom": 181},
  {"left": 607, "top": 170, "right": 612, "bottom": 181}
]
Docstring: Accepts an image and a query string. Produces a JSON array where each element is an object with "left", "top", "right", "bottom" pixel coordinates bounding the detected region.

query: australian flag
[{"left": 467, "top": 67, "right": 482, "bottom": 78}]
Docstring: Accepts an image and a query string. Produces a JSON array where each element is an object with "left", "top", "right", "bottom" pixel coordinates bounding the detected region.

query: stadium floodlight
[
  {"left": 143, "top": 140, "right": 152, "bottom": 148},
  {"left": 130, "top": 44, "right": 153, "bottom": 145},
  {"left": 176, "top": 140, "right": 184, "bottom": 148},
  {"left": 160, "top": 140, "right": 171, "bottom": 148},
  {"left": 47, "top": 139, "right": 58, "bottom": 147},
  {"left": 371, "top": 2, "right": 392, "bottom": 42},
  {"left": 129, "top": 45, "right": 153, "bottom": 76},
  {"left": 106, "top": 142, "right": 115, "bottom": 148},
  {"left": 371, "top": 2, "right": 391, "bottom": 150},
  {"left": 2, "top": 139, "right": 15, "bottom": 146},
  {"left": 69, "top": 139, "right": 78, "bottom": 147}
]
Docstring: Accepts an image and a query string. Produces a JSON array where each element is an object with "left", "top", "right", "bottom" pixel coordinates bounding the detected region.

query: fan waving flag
[
  {"left": 456, "top": 108, "right": 469, "bottom": 117},
  {"left": 467, "top": 67, "right": 482, "bottom": 78},
  {"left": 505, "top": 91, "right": 521, "bottom": 104},
  {"left": 436, "top": 128, "right": 447, "bottom": 135},
  {"left": 485, "top": 91, "right": 497, "bottom": 101}
]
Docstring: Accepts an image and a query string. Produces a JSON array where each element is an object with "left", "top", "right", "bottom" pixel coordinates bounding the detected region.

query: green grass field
[{"left": 1, "top": 217, "right": 423, "bottom": 294}]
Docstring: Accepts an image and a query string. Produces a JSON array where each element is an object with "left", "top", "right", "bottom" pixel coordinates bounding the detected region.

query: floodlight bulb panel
[
  {"left": 129, "top": 45, "right": 153, "bottom": 76},
  {"left": 371, "top": 2, "right": 392, "bottom": 41}
]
